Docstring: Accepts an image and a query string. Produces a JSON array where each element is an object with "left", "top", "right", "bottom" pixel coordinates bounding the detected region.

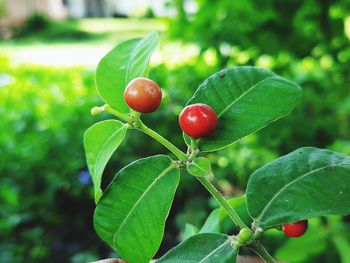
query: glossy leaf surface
[
  {"left": 186, "top": 66, "right": 302, "bottom": 151},
  {"left": 246, "top": 147, "right": 350, "bottom": 228},
  {"left": 157, "top": 233, "right": 237, "bottom": 263},
  {"left": 94, "top": 155, "right": 180, "bottom": 263}
]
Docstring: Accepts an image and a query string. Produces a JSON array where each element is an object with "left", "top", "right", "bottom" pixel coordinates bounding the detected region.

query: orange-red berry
[
  {"left": 282, "top": 220, "right": 308, "bottom": 237},
  {"left": 124, "top": 77, "right": 162, "bottom": 113},
  {"left": 179, "top": 103, "right": 218, "bottom": 139}
]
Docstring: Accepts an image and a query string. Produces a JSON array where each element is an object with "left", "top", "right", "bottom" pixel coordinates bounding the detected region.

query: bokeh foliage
[{"left": 1, "top": 0, "right": 350, "bottom": 262}]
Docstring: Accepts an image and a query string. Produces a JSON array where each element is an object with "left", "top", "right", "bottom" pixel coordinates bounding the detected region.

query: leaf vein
[
  {"left": 112, "top": 163, "right": 175, "bottom": 244},
  {"left": 217, "top": 76, "right": 279, "bottom": 118},
  {"left": 199, "top": 238, "right": 230, "bottom": 262},
  {"left": 257, "top": 162, "right": 350, "bottom": 225}
]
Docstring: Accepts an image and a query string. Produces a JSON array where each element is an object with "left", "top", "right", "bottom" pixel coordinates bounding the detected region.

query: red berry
[
  {"left": 124, "top": 77, "right": 162, "bottom": 113},
  {"left": 179, "top": 103, "right": 218, "bottom": 139},
  {"left": 282, "top": 220, "right": 308, "bottom": 237}
]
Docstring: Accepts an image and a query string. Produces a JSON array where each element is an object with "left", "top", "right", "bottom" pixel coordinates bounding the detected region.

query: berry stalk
[
  {"left": 136, "top": 120, "right": 188, "bottom": 161},
  {"left": 103, "top": 104, "right": 134, "bottom": 122}
]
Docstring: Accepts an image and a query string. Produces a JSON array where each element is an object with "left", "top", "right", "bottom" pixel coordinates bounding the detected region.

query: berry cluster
[
  {"left": 124, "top": 77, "right": 308, "bottom": 239},
  {"left": 124, "top": 77, "right": 218, "bottom": 139}
]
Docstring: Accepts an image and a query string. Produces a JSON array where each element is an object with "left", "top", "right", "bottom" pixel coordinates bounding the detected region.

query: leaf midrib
[
  {"left": 256, "top": 162, "right": 350, "bottom": 225},
  {"left": 217, "top": 76, "right": 278, "bottom": 118},
  {"left": 125, "top": 38, "right": 142, "bottom": 86},
  {"left": 112, "top": 162, "right": 175, "bottom": 244},
  {"left": 124, "top": 32, "right": 157, "bottom": 86},
  {"left": 199, "top": 237, "right": 231, "bottom": 263}
]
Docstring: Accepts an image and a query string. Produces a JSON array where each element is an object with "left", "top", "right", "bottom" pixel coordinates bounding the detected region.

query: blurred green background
[{"left": 1, "top": 0, "right": 350, "bottom": 262}]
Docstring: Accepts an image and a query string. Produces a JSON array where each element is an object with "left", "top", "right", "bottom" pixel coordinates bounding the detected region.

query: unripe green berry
[{"left": 237, "top": 228, "right": 253, "bottom": 244}]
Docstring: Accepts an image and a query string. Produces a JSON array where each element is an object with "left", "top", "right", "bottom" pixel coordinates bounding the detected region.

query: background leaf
[
  {"left": 183, "top": 196, "right": 252, "bottom": 239},
  {"left": 329, "top": 216, "right": 350, "bottom": 263},
  {"left": 246, "top": 147, "right": 350, "bottom": 228},
  {"left": 186, "top": 66, "right": 302, "bottom": 151},
  {"left": 199, "top": 209, "right": 220, "bottom": 234},
  {"left": 96, "top": 31, "right": 159, "bottom": 112},
  {"left": 182, "top": 223, "right": 200, "bottom": 241},
  {"left": 94, "top": 155, "right": 180, "bottom": 263},
  {"left": 157, "top": 233, "right": 237, "bottom": 263},
  {"left": 84, "top": 120, "right": 127, "bottom": 203}
]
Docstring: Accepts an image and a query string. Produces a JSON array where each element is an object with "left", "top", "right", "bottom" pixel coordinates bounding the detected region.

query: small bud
[
  {"left": 91, "top": 106, "right": 104, "bottom": 116},
  {"left": 237, "top": 228, "right": 253, "bottom": 244}
]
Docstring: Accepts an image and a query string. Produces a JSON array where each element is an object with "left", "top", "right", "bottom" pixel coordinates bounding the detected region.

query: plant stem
[
  {"left": 137, "top": 121, "right": 188, "bottom": 161},
  {"left": 250, "top": 241, "right": 276, "bottom": 263},
  {"left": 187, "top": 138, "right": 199, "bottom": 161},
  {"left": 132, "top": 110, "right": 141, "bottom": 121},
  {"left": 104, "top": 105, "right": 133, "bottom": 122},
  {"left": 196, "top": 176, "right": 247, "bottom": 229},
  {"left": 104, "top": 104, "right": 187, "bottom": 161},
  {"left": 197, "top": 174, "right": 276, "bottom": 263},
  {"left": 190, "top": 138, "right": 198, "bottom": 150},
  {"left": 187, "top": 149, "right": 199, "bottom": 161}
]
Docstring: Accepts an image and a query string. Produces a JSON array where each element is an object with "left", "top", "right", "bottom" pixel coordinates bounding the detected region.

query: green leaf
[
  {"left": 187, "top": 157, "right": 212, "bottom": 177},
  {"left": 182, "top": 223, "right": 199, "bottom": 241},
  {"left": 94, "top": 155, "right": 180, "bottom": 263},
  {"left": 157, "top": 233, "right": 237, "bottom": 263},
  {"left": 246, "top": 147, "right": 350, "bottom": 228},
  {"left": 84, "top": 120, "right": 127, "bottom": 203},
  {"left": 96, "top": 31, "right": 159, "bottom": 112},
  {"left": 186, "top": 66, "right": 302, "bottom": 152},
  {"left": 199, "top": 209, "right": 220, "bottom": 234}
]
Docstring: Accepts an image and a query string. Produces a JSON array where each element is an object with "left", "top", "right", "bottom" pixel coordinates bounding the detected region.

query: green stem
[
  {"left": 104, "top": 105, "right": 133, "bottom": 122},
  {"left": 196, "top": 176, "right": 247, "bottom": 229},
  {"left": 190, "top": 138, "right": 198, "bottom": 150},
  {"left": 250, "top": 241, "right": 276, "bottom": 263},
  {"left": 137, "top": 121, "right": 188, "bottom": 161},
  {"left": 132, "top": 110, "right": 141, "bottom": 121},
  {"left": 104, "top": 105, "right": 186, "bottom": 161},
  {"left": 187, "top": 149, "right": 198, "bottom": 161}
]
